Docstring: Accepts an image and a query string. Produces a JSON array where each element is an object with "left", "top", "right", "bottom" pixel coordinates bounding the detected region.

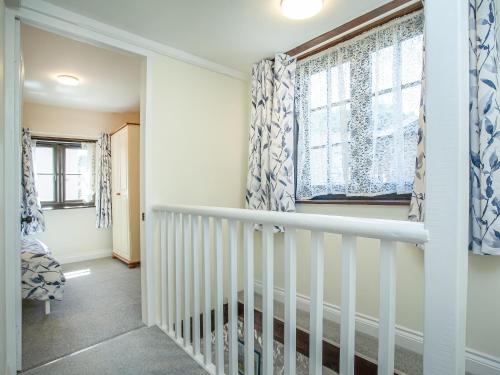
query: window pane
[
  {"left": 310, "top": 70, "right": 327, "bottom": 109},
  {"left": 401, "top": 35, "right": 423, "bottom": 85},
  {"left": 331, "top": 103, "right": 350, "bottom": 143},
  {"left": 402, "top": 84, "right": 421, "bottom": 126},
  {"left": 34, "top": 146, "right": 54, "bottom": 174},
  {"left": 371, "top": 45, "right": 394, "bottom": 92},
  {"left": 36, "top": 174, "right": 55, "bottom": 202},
  {"left": 65, "top": 147, "right": 88, "bottom": 174},
  {"left": 372, "top": 92, "right": 394, "bottom": 134},
  {"left": 373, "top": 135, "right": 395, "bottom": 185},
  {"left": 65, "top": 174, "right": 85, "bottom": 201},
  {"left": 331, "top": 62, "right": 350, "bottom": 103},
  {"left": 310, "top": 108, "right": 327, "bottom": 147},
  {"left": 311, "top": 148, "right": 327, "bottom": 186},
  {"left": 330, "top": 143, "right": 344, "bottom": 186}
]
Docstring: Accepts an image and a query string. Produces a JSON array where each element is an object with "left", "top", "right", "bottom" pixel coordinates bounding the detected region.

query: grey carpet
[
  {"left": 22, "top": 257, "right": 144, "bottom": 371},
  {"left": 20, "top": 326, "right": 208, "bottom": 375}
]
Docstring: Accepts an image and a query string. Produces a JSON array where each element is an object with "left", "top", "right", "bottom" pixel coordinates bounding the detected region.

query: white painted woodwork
[
  {"left": 214, "top": 219, "right": 224, "bottom": 375},
  {"left": 424, "top": 1, "right": 469, "bottom": 374},
  {"left": 152, "top": 204, "right": 429, "bottom": 375},
  {"left": 160, "top": 212, "right": 167, "bottom": 330},
  {"left": 262, "top": 225, "right": 274, "bottom": 375},
  {"left": 284, "top": 228, "right": 297, "bottom": 375},
  {"left": 167, "top": 212, "right": 175, "bottom": 334},
  {"left": 175, "top": 213, "right": 182, "bottom": 341},
  {"left": 202, "top": 217, "right": 212, "bottom": 365},
  {"left": 183, "top": 214, "right": 191, "bottom": 348},
  {"left": 309, "top": 232, "right": 325, "bottom": 375},
  {"left": 378, "top": 240, "right": 396, "bottom": 375},
  {"left": 228, "top": 220, "right": 238, "bottom": 375},
  {"left": 192, "top": 216, "right": 201, "bottom": 357},
  {"left": 152, "top": 204, "right": 428, "bottom": 244},
  {"left": 340, "top": 235, "right": 357, "bottom": 375},
  {"left": 111, "top": 124, "right": 140, "bottom": 265},
  {"left": 243, "top": 223, "right": 255, "bottom": 375}
]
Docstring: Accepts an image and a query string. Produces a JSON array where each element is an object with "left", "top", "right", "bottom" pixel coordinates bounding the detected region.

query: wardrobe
[{"left": 111, "top": 123, "right": 140, "bottom": 268}]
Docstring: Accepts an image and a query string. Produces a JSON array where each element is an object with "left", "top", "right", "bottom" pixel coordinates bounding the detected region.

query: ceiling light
[
  {"left": 281, "top": 0, "right": 323, "bottom": 20},
  {"left": 56, "top": 74, "right": 80, "bottom": 86}
]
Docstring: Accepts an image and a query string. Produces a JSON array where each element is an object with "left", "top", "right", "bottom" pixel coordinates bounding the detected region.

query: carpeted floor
[
  {"left": 22, "top": 257, "right": 143, "bottom": 371},
  {"left": 21, "top": 326, "right": 208, "bottom": 375}
]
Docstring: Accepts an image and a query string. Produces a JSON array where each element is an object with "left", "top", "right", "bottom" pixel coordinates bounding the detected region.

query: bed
[{"left": 21, "top": 239, "right": 66, "bottom": 314}]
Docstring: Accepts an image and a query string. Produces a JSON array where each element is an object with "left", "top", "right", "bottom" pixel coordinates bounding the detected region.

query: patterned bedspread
[{"left": 21, "top": 239, "right": 66, "bottom": 301}]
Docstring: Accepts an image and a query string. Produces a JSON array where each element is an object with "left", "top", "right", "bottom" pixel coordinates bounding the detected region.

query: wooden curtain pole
[{"left": 286, "top": 0, "right": 423, "bottom": 60}]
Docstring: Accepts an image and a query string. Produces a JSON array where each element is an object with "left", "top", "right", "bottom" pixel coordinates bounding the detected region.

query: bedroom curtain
[
  {"left": 21, "top": 128, "right": 45, "bottom": 236},
  {"left": 95, "top": 133, "right": 112, "bottom": 229},
  {"left": 469, "top": 0, "right": 500, "bottom": 254},
  {"left": 245, "top": 53, "right": 296, "bottom": 214}
]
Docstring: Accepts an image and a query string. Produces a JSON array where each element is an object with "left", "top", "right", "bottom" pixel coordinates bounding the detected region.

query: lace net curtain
[{"left": 296, "top": 11, "right": 424, "bottom": 199}]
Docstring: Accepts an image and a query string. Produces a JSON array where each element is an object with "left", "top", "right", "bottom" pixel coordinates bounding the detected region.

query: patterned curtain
[
  {"left": 245, "top": 53, "right": 296, "bottom": 214},
  {"left": 95, "top": 133, "right": 112, "bottom": 229},
  {"left": 409, "top": 33, "right": 426, "bottom": 222},
  {"left": 21, "top": 128, "right": 45, "bottom": 236},
  {"left": 469, "top": 0, "right": 500, "bottom": 254}
]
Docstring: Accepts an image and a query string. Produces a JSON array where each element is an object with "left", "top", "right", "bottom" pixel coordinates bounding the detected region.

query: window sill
[
  {"left": 296, "top": 199, "right": 410, "bottom": 206},
  {"left": 42, "top": 205, "right": 95, "bottom": 211}
]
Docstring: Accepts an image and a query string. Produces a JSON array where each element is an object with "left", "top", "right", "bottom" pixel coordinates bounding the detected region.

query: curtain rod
[
  {"left": 32, "top": 135, "right": 97, "bottom": 143},
  {"left": 286, "top": 0, "right": 423, "bottom": 60}
]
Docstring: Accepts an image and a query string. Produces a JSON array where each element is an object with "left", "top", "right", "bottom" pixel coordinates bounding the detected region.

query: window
[
  {"left": 295, "top": 11, "right": 424, "bottom": 202},
  {"left": 33, "top": 138, "right": 96, "bottom": 209}
]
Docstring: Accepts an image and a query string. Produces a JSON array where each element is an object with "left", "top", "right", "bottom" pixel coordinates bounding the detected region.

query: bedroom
[{"left": 19, "top": 24, "right": 144, "bottom": 371}]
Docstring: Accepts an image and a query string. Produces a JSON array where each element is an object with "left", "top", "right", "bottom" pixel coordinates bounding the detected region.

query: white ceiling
[
  {"left": 22, "top": 24, "right": 142, "bottom": 112},
  {"left": 42, "top": 0, "right": 389, "bottom": 74}
]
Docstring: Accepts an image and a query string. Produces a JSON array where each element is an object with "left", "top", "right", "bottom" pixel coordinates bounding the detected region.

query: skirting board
[
  {"left": 254, "top": 281, "right": 500, "bottom": 375},
  {"left": 57, "top": 249, "right": 112, "bottom": 265}
]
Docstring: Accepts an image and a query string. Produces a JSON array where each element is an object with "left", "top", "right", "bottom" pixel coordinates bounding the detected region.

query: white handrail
[{"left": 152, "top": 204, "right": 428, "bottom": 244}]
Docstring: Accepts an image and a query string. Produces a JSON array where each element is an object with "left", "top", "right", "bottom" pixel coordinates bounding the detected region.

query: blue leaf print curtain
[
  {"left": 21, "top": 128, "right": 45, "bottom": 236},
  {"left": 95, "top": 133, "right": 112, "bottom": 229},
  {"left": 246, "top": 53, "right": 296, "bottom": 214},
  {"left": 469, "top": 0, "right": 500, "bottom": 254},
  {"left": 409, "top": 33, "right": 426, "bottom": 222}
]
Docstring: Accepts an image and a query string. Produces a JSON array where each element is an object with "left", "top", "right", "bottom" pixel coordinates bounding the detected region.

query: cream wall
[
  {"left": 23, "top": 102, "right": 140, "bottom": 262},
  {"left": 147, "top": 53, "right": 249, "bottom": 317}
]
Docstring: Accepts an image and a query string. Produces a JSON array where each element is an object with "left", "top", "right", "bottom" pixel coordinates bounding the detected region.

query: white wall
[{"left": 23, "top": 102, "right": 140, "bottom": 263}]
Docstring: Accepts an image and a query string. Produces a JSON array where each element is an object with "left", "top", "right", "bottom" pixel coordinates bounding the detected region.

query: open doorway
[{"left": 19, "top": 24, "right": 144, "bottom": 371}]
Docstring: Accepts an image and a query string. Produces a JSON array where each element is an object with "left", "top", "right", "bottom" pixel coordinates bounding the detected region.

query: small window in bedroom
[{"left": 33, "top": 137, "right": 96, "bottom": 209}]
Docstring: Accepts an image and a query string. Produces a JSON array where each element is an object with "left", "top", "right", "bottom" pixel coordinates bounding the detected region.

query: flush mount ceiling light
[
  {"left": 56, "top": 74, "right": 80, "bottom": 86},
  {"left": 281, "top": 0, "right": 323, "bottom": 20}
]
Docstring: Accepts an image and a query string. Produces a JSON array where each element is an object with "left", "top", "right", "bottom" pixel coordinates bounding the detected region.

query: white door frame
[{"left": 3, "top": 5, "right": 157, "bottom": 373}]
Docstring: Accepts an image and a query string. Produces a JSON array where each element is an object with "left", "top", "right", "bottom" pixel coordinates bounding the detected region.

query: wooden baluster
[
  {"left": 167, "top": 212, "right": 175, "bottom": 335},
  {"left": 192, "top": 215, "right": 201, "bottom": 357},
  {"left": 214, "top": 219, "right": 224, "bottom": 375},
  {"left": 175, "top": 213, "right": 182, "bottom": 341},
  {"left": 202, "top": 217, "right": 212, "bottom": 366},
  {"left": 309, "top": 231, "right": 325, "bottom": 375},
  {"left": 160, "top": 211, "right": 167, "bottom": 331},
  {"left": 228, "top": 220, "right": 238, "bottom": 374},
  {"left": 284, "top": 228, "right": 297, "bottom": 375},
  {"left": 262, "top": 225, "right": 274, "bottom": 375},
  {"left": 244, "top": 222, "right": 255, "bottom": 375},
  {"left": 183, "top": 214, "right": 191, "bottom": 349},
  {"left": 340, "top": 235, "right": 357, "bottom": 375},
  {"left": 378, "top": 240, "right": 396, "bottom": 375}
]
